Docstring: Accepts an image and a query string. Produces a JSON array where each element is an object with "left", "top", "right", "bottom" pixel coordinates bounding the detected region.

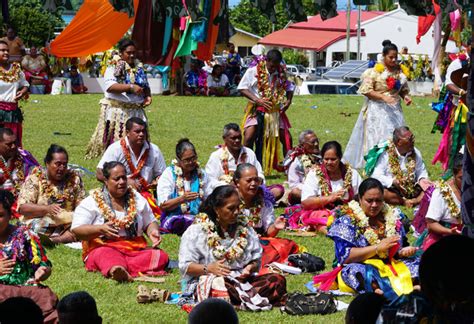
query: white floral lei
[
  {"left": 347, "top": 200, "right": 399, "bottom": 257},
  {"left": 194, "top": 213, "right": 249, "bottom": 263},
  {"left": 299, "top": 154, "right": 316, "bottom": 171},
  {"left": 172, "top": 159, "right": 204, "bottom": 213}
]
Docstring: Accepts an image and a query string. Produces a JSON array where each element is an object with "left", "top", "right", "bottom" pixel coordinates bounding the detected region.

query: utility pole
[
  {"left": 357, "top": 5, "right": 361, "bottom": 60},
  {"left": 345, "top": 0, "right": 351, "bottom": 61}
]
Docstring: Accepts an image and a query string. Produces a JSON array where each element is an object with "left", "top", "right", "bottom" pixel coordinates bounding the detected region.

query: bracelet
[
  {"left": 203, "top": 264, "right": 208, "bottom": 275},
  {"left": 459, "top": 89, "right": 466, "bottom": 96}
]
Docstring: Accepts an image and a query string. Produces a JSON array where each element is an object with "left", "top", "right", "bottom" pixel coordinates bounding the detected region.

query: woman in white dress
[{"left": 343, "top": 40, "right": 412, "bottom": 169}]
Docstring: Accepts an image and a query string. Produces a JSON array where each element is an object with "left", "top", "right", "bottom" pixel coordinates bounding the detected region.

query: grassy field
[{"left": 20, "top": 93, "right": 441, "bottom": 323}]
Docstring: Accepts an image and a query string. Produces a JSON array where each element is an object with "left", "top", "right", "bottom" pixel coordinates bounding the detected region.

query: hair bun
[
  {"left": 177, "top": 138, "right": 190, "bottom": 145},
  {"left": 382, "top": 40, "right": 392, "bottom": 47}
]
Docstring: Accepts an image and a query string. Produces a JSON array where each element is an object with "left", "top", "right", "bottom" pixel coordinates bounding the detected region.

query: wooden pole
[{"left": 345, "top": 0, "right": 351, "bottom": 61}]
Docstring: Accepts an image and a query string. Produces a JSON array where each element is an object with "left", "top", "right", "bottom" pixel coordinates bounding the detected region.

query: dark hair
[
  {"left": 102, "top": 161, "right": 125, "bottom": 179},
  {"left": 227, "top": 43, "right": 235, "bottom": 48},
  {"left": 199, "top": 185, "right": 238, "bottom": 225},
  {"left": 382, "top": 40, "right": 398, "bottom": 56},
  {"left": 453, "top": 153, "right": 464, "bottom": 175},
  {"left": 222, "top": 123, "right": 241, "bottom": 138},
  {"left": 321, "top": 141, "right": 343, "bottom": 159},
  {"left": 125, "top": 117, "right": 147, "bottom": 132},
  {"left": 358, "top": 178, "right": 384, "bottom": 197},
  {"left": 233, "top": 163, "right": 257, "bottom": 183},
  {"left": 212, "top": 64, "right": 223, "bottom": 75},
  {"left": 0, "top": 127, "right": 14, "bottom": 141},
  {"left": 420, "top": 236, "right": 474, "bottom": 317},
  {"left": 57, "top": 291, "right": 102, "bottom": 324},
  {"left": 393, "top": 126, "right": 411, "bottom": 142},
  {"left": 188, "top": 298, "right": 238, "bottom": 324},
  {"left": 0, "top": 189, "right": 15, "bottom": 214},
  {"left": 0, "top": 40, "right": 8, "bottom": 47},
  {"left": 118, "top": 39, "right": 135, "bottom": 53},
  {"left": 266, "top": 49, "right": 283, "bottom": 63},
  {"left": 0, "top": 297, "right": 43, "bottom": 324},
  {"left": 176, "top": 138, "right": 196, "bottom": 159},
  {"left": 345, "top": 293, "right": 386, "bottom": 324},
  {"left": 44, "top": 144, "right": 68, "bottom": 164}
]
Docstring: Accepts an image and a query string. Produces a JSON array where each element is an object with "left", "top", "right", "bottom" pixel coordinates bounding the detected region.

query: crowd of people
[{"left": 1, "top": 34, "right": 473, "bottom": 324}]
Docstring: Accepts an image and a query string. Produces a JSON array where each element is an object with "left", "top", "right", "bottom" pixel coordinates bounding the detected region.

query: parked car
[
  {"left": 307, "top": 66, "right": 333, "bottom": 80},
  {"left": 286, "top": 64, "right": 308, "bottom": 80},
  {"left": 298, "top": 80, "right": 359, "bottom": 95}
]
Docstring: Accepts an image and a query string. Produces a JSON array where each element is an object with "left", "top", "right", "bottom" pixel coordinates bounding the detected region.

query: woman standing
[
  {"left": 295, "top": 141, "right": 361, "bottom": 233},
  {"left": 86, "top": 39, "right": 152, "bottom": 158},
  {"left": 17, "top": 145, "right": 85, "bottom": 244},
  {"left": 0, "top": 41, "right": 29, "bottom": 147},
  {"left": 314, "top": 178, "right": 419, "bottom": 301},
  {"left": 72, "top": 162, "right": 168, "bottom": 282},
  {"left": 234, "top": 163, "right": 298, "bottom": 271},
  {"left": 157, "top": 139, "right": 210, "bottom": 235},
  {"left": 179, "top": 185, "right": 287, "bottom": 309},
  {"left": 343, "top": 40, "right": 412, "bottom": 169}
]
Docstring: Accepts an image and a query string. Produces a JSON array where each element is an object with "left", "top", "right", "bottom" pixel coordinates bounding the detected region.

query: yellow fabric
[
  {"left": 454, "top": 102, "right": 468, "bottom": 124},
  {"left": 364, "top": 258, "right": 413, "bottom": 296},
  {"left": 337, "top": 271, "right": 356, "bottom": 293},
  {"left": 50, "top": 0, "right": 138, "bottom": 57}
]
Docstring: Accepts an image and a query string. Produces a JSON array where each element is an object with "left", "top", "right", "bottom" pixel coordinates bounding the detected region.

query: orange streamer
[
  {"left": 50, "top": 0, "right": 139, "bottom": 57},
  {"left": 194, "top": 0, "right": 221, "bottom": 61}
]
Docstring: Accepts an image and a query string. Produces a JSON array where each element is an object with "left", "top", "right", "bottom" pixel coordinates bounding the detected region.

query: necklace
[
  {"left": 0, "top": 154, "right": 24, "bottom": 195},
  {"left": 239, "top": 199, "right": 262, "bottom": 227},
  {"left": 299, "top": 154, "right": 317, "bottom": 171},
  {"left": 438, "top": 180, "right": 461, "bottom": 221},
  {"left": 387, "top": 141, "right": 416, "bottom": 197},
  {"left": 34, "top": 167, "right": 78, "bottom": 204},
  {"left": 256, "top": 60, "right": 286, "bottom": 108},
  {"left": 120, "top": 138, "right": 150, "bottom": 190},
  {"left": 314, "top": 163, "right": 352, "bottom": 198},
  {"left": 194, "top": 213, "right": 249, "bottom": 263},
  {"left": 172, "top": 159, "right": 204, "bottom": 213},
  {"left": 219, "top": 145, "right": 247, "bottom": 183},
  {"left": 0, "top": 62, "right": 21, "bottom": 83},
  {"left": 92, "top": 187, "right": 137, "bottom": 229}
]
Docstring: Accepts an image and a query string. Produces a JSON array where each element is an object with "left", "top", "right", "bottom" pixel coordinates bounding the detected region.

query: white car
[
  {"left": 298, "top": 80, "right": 359, "bottom": 95},
  {"left": 286, "top": 64, "right": 308, "bottom": 80}
]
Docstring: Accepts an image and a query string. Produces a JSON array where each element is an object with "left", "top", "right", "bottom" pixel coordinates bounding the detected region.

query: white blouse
[
  {"left": 301, "top": 167, "right": 362, "bottom": 201},
  {"left": 179, "top": 223, "right": 262, "bottom": 281},
  {"left": 425, "top": 187, "right": 461, "bottom": 224},
  {"left": 104, "top": 66, "right": 145, "bottom": 104},
  {"left": 0, "top": 71, "right": 29, "bottom": 102},
  {"left": 71, "top": 190, "right": 156, "bottom": 237}
]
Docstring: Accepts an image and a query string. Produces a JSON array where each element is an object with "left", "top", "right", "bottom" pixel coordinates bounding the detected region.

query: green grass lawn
[{"left": 20, "top": 93, "right": 441, "bottom": 323}]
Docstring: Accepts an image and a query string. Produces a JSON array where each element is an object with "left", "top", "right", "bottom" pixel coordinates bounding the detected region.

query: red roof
[{"left": 259, "top": 10, "right": 383, "bottom": 51}]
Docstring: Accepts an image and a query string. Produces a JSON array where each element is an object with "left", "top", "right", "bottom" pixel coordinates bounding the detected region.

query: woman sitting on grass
[
  {"left": 72, "top": 162, "right": 169, "bottom": 282},
  {"left": 314, "top": 178, "right": 420, "bottom": 301},
  {"left": 179, "top": 185, "right": 287, "bottom": 309},
  {"left": 17, "top": 144, "right": 85, "bottom": 244},
  {"left": 297, "top": 141, "right": 362, "bottom": 233},
  {"left": 157, "top": 138, "right": 211, "bottom": 236},
  {"left": 0, "top": 189, "right": 58, "bottom": 323},
  {"left": 233, "top": 163, "right": 298, "bottom": 271}
]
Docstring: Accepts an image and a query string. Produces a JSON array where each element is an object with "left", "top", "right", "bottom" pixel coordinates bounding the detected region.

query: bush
[
  {"left": 282, "top": 49, "right": 309, "bottom": 67},
  {"left": 2, "top": 0, "right": 64, "bottom": 47}
]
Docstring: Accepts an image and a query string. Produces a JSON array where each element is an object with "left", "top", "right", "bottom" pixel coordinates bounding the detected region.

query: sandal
[
  {"left": 136, "top": 285, "right": 151, "bottom": 304},
  {"left": 150, "top": 288, "right": 170, "bottom": 303}
]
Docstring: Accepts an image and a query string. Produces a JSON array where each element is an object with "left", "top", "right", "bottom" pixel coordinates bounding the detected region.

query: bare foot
[
  {"left": 109, "top": 266, "right": 132, "bottom": 282},
  {"left": 374, "top": 288, "right": 384, "bottom": 295}
]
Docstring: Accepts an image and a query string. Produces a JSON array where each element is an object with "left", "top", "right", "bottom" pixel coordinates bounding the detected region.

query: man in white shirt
[
  {"left": 284, "top": 130, "right": 321, "bottom": 205},
  {"left": 96, "top": 117, "right": 166, "bottom": 193},
  {"left": 372, "top": 126, "right": 432, "bottom": 207},
  {"left": 238, "top": 49, "right": 295, "bottom": 172},
  {"left": 205, "top": 123, "right": 283, "bottom": 200}
]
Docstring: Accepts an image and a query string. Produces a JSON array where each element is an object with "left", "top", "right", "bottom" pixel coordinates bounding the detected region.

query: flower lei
[
  {"left": 194, "top": 213, "right": 249, "bottom": 263},
  {"left": 345, "top": 201, "right": 399, "bottom": 257},
  {"left": 373, "top": 63, "right": 407, "bottom": 91},
  {"left": 110, "top": 55, "right": 144, "bottom": 85},
  {"left": 387, "top": 141, "right": 416, "bottom": 197},
  {"left": 91, "top": 186, "right": 137, "bottom": 229},
  {"left": 438, "top": 181, "right": 461, "bottom": 220},
  {"left": 219, "top": 146, "right": 247, "bottom": 184},
  {"left": 34, "top": 167, "right": 78, "bottom": 204},
  {"left": 120, "top": 138, "right": 150, "bottom": 190},
  {"left": 239, "top": 200, "right": 262, "bottom": 227},
  {"left": 0, "top": 62, "right": 21, "bottom": 83},
  {"left": 172, "top": 159, "right": 204, "bottom": 213},
  {"left": 0, "top": 154, "right": 24, "bottom": 194},
  {"left": 256, "top": 60, "right": 286, "bottom": 108},
  {"left": 314, "top": 163, "right": 352, "bottom": 197},
  {"left": 299, "top": 154, "right": 317, "bottom": 171}
]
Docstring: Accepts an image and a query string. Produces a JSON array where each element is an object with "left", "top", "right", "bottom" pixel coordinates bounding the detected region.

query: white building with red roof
[{"left": 259, "top": 8, "right": 456, "bottom": 67}]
